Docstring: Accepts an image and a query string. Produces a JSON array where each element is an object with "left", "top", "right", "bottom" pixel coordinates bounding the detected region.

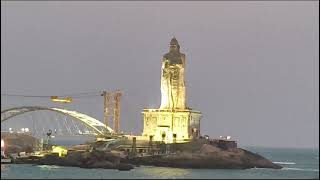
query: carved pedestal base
[{"left": 142, "top": 109, "right": 201, "bottom": 143}]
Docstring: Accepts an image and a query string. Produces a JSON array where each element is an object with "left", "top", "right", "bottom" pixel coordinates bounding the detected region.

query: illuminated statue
[
  {"left": 160, "top": 37, "right": 186, "bottom": 109},
  {"left": 142, "top": 37, "right": 201, "bottom": 143}
]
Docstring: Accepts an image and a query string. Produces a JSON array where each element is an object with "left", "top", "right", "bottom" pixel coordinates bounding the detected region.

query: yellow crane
[{"left": 51, "top": 96, "right": 72, "bottom": 103}]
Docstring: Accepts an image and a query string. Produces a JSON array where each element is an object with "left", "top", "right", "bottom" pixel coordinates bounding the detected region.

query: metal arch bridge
[{"left": 1, "top": 106, "right": 114, "bottom": 136}]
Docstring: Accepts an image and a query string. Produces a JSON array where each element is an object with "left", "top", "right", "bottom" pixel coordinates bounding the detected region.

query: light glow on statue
[
  {"left": 1, "top": 139, "right": 4, "bottom": 148},
  {"left": 160, "top": 37, "right": 186, "bottom": 109}
]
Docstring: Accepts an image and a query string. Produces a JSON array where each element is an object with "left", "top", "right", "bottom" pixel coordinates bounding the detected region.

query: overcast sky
[{"left": 1, "top": 1, "right": 319, "bottom": 148}]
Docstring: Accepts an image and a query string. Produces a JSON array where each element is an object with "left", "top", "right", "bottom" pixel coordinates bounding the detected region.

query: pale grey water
[{"left": 1, "top": 147, "right": 319, "bottom": 179}]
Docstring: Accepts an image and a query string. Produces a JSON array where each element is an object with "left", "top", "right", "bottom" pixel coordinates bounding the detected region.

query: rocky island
[
  {"left": 125, "top": 144, "right": 281, "bottom": 169},
  {"left": 7, "top": 134, "right": 281, "bottom": 171}
]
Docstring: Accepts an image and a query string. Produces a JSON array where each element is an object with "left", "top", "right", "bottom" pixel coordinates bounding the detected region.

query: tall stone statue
[
  {"left": 142, "top": 37, "right": 201, "bottom": 143},
  {"left": 160, "top": 37, "right": 186, "bottom": 109}
]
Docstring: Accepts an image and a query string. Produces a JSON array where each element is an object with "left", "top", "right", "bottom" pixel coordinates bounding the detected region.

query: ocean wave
[
  {"left": 38, "top": 165, "right": 62, "bottom": 169},
  {"left": 282, "top": 167, "right": 319, "bottom": 172},
  {"left": 273, "top": 161, "right": 296, "bottom": 165}
]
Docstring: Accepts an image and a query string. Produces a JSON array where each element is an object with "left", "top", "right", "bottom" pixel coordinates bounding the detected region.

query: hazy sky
[{"left": 1, "top": 1, "right": 319, "bottom": 148}]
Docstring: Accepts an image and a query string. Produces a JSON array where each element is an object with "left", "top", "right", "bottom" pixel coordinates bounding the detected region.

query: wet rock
[
  {"left": 117, "top": 163, "right": 134, "bottom": 171},
  {"left": 128, "top": 144, "right": 282, "bottom": 169},
  {"left": 85, "top": 161, "right": 114, "bottom": 169},
  {"left": 22, "top": 150, "right": 134, "bottom": 171}
]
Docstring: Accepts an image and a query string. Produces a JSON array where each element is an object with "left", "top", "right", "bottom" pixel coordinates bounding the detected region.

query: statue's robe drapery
[{"left": 160, "top": 51, "right": 186, "bottom": 109}]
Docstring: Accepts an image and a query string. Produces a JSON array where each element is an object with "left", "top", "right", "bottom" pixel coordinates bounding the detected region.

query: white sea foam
[
  {"left": 282, "top": 167, "right": 319, "bottom": 172},
  {"left": 273, "top": 161, "right": 296, "bottom": 165}
]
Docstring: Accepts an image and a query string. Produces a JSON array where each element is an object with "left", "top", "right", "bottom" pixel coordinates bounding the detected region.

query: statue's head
[{"left": 169, "top": 37, "right": 180, "bottom": 52}]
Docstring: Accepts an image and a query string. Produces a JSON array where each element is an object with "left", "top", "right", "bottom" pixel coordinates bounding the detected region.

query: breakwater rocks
[
  {"left": 125, "top": 144, "right": 282, "bottom": 169},
  {"left": 14, "top": 150, "right": 134, "bottom": 171}
]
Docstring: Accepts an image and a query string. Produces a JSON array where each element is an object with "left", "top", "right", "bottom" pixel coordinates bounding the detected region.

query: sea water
[{"left": 1, "top": 146, "right": 319, "bottom": 179}]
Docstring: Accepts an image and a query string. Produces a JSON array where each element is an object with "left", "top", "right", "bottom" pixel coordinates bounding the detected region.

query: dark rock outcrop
[
  {"left": 124, "top": 144, "right": 281, "bottom": 169},
  {"left": 14, "top": 150, "right": 134, "bottom": 171}
]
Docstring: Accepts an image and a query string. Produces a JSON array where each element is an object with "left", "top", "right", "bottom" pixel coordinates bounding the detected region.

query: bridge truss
[{"left": 1, "top": 106, "right": 113, "bottom": 136}]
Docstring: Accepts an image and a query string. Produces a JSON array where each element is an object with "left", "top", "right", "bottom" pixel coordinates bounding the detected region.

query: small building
[
  {"left": 208, "top": 138, "right": 237, "bottom": 150},
  {"left": 217, "top": 139, "right": 237, "bottom": 149}
]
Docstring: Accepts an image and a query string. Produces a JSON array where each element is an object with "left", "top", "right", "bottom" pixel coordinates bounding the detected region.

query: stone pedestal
[{"left": 142, "top": 109, "right": 201, "bottom": 143}]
